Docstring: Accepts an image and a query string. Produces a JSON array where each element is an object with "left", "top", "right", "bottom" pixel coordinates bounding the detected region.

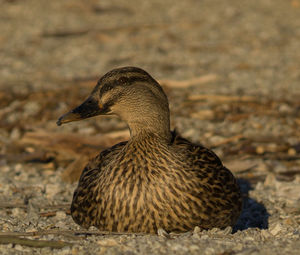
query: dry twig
[
  {"left": 0, "top": 235, "right": 73, "bottom": 248},
  {"left": 211, "top": 134, "right": 244, "bottom": 147},
  {"left": 188, "top": 94, "right": 255, "bottom": 102},
  {"left": 160, "top": 74, "right": 217, "bottom": 88},
  {"left": 0, "top": 230, "right": 148, "bottom": 238},
  {"left": 0, "top": 203, "right": 69, "bottom": 210}
]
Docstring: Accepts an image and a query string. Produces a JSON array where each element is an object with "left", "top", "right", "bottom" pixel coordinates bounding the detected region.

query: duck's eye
[
  {"left": 86, "top": 99, "right": 93, "bottom": 105},
  {"left": 100, "top": 83, "right": 114, "bottom": 96}
]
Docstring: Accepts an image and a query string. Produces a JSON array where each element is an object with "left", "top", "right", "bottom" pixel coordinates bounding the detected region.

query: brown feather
[{"left": 71, "top": 132, "right": 242, "bottom": 233}]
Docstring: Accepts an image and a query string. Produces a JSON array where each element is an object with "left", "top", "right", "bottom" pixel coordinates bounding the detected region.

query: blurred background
[
  {"left": 0, "top": 0, "right": 300, "bottom": 252},
  {"left": 0, "top": 0, "right": 299, "bottom": 179}
]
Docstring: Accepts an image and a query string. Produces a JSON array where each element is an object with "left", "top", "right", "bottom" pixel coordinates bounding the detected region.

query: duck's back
[{"left": 71, "top": 132, "right": 242, "bottom": 233}]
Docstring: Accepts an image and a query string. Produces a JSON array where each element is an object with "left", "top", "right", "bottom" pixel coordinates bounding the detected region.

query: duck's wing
[
  {"left": 172, "top": 132, "right": 222, "bottom": 166},
  {"left": 77, "top": 141, "right": 127, "bottom": 183},
  {"left": 172, "top": 132, "right": 242, "bottom": 227},
  {"left": 71, "top": 141, "right": 127, "bottom": 228}
]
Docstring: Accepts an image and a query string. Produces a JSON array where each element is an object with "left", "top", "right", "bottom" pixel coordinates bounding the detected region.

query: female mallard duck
[{"left": 57, "top": 67, "right": 242, "bottom": 234}]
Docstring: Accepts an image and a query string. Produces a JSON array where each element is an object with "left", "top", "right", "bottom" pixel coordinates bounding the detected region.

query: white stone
[
  {"left": 55, "top": 211, "right": 67, "bottom": 220},
  {"left": 45, "top": 184, "right": 60, "bottom": 198},
  {"left": 270, "top": 223, "right": 283, "bottom": 236}
]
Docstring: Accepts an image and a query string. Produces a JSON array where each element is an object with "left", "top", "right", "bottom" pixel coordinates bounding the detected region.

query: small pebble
[
  {"left": 221, "top": 226, "right": 232, "bottom": 235},
  {"left": 264, "top": 174, "right": 276, "bottom": 186},
  {"left": 11, "top": 208, "right": 22, "bottom": 217},
  {"left": 193, "top": 226, "right": 201, "bottom": 234},
  {"left": 261, "top": 229, "right": 271, "bottom": 239},
  {"left": 23, "top": 101, "right": 41, "bottom": 116},
  {"left": 201, "top": 234, "right": 209, "bottom": 240},
  {"left": 10, "top": 128, "right": 21, "bottom": 140},
  {"left": 45, "top": 184, "right": 60, "bottom": 198},
  {"left": 278, "top": 104, "right": 293, "bottom": 113},
  {"left": 55, "top": 211, "right": 67, "bottom": 220},
  {"left": 1, "top": 165, "right": 11, "bottom": 173},
  {"left": 189, "top": 245, "right": 200, "bottom": 252},
  {"left": 287, "top": 148, "right": 296, "bottom": 156},
  {"left": 97, "top": 239, "right": 119, "bottom": 246},
  {"left": 270, "top": 223, "right": 283, "bottom": 236},
  {"left": 157, "top": 228, "right": 169, "bottom": 238},
  {"left": 256, "top": 146, "right": 265, "bottom": 154}
]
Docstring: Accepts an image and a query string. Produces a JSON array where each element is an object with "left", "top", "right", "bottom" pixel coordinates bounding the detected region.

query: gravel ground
[{"left": 0, "top": 0, "right": 300, "bottom": 254}]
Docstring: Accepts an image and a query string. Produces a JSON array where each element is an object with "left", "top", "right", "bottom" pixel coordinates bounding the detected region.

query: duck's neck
[{"left": 127, "top": 115, "right": 172, "bottom": 143}]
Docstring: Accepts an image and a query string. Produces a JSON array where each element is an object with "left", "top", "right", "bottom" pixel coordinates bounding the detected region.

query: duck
[{"left": 57, "top": 66, "right": 242, "bottom": 234}]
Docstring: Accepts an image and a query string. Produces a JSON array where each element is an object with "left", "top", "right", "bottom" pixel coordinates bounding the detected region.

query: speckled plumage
[{"left": 57, "top": 66, "right": 242, "bottom": 234}]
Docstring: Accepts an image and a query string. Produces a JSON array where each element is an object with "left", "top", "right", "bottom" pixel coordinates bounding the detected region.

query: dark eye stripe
[
  {"left": 99, "top": 83, "right": 115, "bottom": 95},
  {"left": 99, "top": 76, "right": 157, "bottom": 96}
]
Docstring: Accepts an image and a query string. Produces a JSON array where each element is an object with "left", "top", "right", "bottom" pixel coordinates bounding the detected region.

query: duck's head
[{"left": 57, "top": 67, "right": 171, "bottom": 139}]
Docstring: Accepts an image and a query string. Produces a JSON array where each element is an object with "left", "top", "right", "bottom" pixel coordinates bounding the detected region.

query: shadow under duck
[{"left": 57, "top": 67, "right": 242, "bottom": 234}]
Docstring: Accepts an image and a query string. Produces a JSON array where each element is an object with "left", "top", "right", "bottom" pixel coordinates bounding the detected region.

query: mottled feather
[{"left": 71, "top": 132, "right": 242, "bottom": 233}]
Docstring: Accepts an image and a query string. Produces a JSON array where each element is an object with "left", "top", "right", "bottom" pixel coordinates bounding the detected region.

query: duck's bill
[
  {"left": 56, "top": 111, "right": 82, "bottom": 126},
  {"left": 57, "top": 96, "right": 106, "bottom": 126}
]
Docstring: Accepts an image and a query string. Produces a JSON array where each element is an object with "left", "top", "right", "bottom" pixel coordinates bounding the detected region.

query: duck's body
[{"left": 57, "top": 67, "right": 242, "bottom": 233}]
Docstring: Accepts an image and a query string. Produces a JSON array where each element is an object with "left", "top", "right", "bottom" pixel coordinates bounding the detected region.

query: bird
[{"left": 57, "top": 66, "right": 242, "bottom": 234}]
